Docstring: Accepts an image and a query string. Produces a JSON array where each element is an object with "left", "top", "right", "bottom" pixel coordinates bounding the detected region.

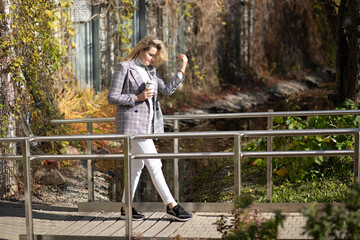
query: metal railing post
[
  {"left": 234, "top": 132, "right": 242, "bottom": 197},
  {"left": 267, "top": 109, "right": 273, "bottom": 202},
  {"left": 173, "top": 119, "right": 179, "bottom": 202},
  {"left": 354, "top": 131, "right": 360, "bottom": 182},
  {"left": 24, "top": 138, "right": 34, "bottom": 240},
  {"left": 87, "top": 116, "right": 94, "bottom": 202},
  {"left": 124, "top": 136, "right": 132, "bottom": 239}
]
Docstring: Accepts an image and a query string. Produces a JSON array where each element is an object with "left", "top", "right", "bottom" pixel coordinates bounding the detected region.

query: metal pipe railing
[
  {"left": 267, "top": 109, "right": 273, "bottom": 202},
  {"left": 49, "top": 109, "right": 360, "bottom": 124},
  {"left": 50, "top": 109, "right": 360, "bottom": 202},
  {"left": 2, "top": 109, "right": 359, "bottom": 239},
  {"left": 0, "top": 129, "right": 360, "bottom": 239},
  {"left": 1, "top": 127, "right": 360, "bottom": 239},
  {"left": 86, "top": 116, "right": 94, "bottom": 202},
  {"left": 164, "top": 109, "right": 360, "bottom": 120},
  {"left": 173, "top": 119, "right": 180, "bottom": 202},
  {"left": 23, "top": 139, "right": 34, "bottom": 240},
  {"left": 355, "top": 132, "right": 360, "bottom": 180},
  {"left": 123, "top": 136, "right": 132, "bottom": 237},
  {"left": 30, "top": 128, "right": 360, "bottom": 197}
]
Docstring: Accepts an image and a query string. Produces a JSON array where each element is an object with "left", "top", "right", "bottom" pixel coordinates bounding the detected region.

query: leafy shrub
[
  {"left": 58, "top": 87, "right": 116, "bottom": 150},
  {"left": 216, "top": 195, "right": 285, "bottom": 239},
  {"left": 303, "top": 181, "right": 360, "bottom": 240},
  {"left": 192, "top": 158, "right": 234, "bottom": 202},
  {"left": 243, "top": 99, "right": 360, "bottom": 183},
  {"left": 190, "top": 100, "right": 358, "bottom": 203},
  {"left": 272, "top": 177, "right": 350, "bottom": 203}
]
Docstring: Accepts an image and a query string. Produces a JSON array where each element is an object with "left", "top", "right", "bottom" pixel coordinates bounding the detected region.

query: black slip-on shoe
[
  {"left": 166, "top": 205, "right": 192, "bottom": 222},
  {"left": 120, "top": 207, "right": 145, "bottom": 221}
]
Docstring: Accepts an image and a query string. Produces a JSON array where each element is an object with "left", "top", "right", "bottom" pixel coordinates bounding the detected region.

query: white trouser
[{"left": 121, "top": 139, "right": 176, "bottom": 205}]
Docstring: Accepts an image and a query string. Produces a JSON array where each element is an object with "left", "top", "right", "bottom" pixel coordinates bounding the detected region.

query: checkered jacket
[{"left": 108, "top": 61, "right": 183, "bottom": 134}]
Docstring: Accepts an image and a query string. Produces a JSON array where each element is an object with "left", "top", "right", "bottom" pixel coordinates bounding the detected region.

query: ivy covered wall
[{"left": 0, "top": 0, "right": 71, "bottom": 197}]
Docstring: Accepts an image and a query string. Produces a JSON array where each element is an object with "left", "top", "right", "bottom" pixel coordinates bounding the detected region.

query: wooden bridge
[
  {"left": 0, "top": 201, "right": 311, "bottom": 240},
  {"left": 3, "top": 110, "right": 359, "bottom": 239}
]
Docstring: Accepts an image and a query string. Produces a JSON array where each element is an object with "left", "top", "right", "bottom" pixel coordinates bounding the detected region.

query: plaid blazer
[{"left": 108, "top": 61, "right": 183, "bottom": 134}]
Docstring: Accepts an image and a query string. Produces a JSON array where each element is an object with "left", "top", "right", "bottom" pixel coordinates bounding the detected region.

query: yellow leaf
[
  {"left": 45, "top": 10, "right": 52, "bottom": 18},
  {"left": 253, "top": 158, "right": 263, "bottom": 166},
  {"left": 68, "top": 28, "right": 75, "bottom": 38},
  {"left": 276, "top": 168, "right": 286, "bottom": 176}
]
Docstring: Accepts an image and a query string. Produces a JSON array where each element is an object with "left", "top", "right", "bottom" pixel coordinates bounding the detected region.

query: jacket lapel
[
  {"left": 128, "top": 61, "right": 144, "bottom": 87},
  {"left": 128, "top": 60, "right": 158, "bottom": 108}
]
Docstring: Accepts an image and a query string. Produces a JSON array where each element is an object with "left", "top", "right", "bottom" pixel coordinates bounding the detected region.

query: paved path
[{"left": 0, "top": 201, "right": 310, "bottom": 240}]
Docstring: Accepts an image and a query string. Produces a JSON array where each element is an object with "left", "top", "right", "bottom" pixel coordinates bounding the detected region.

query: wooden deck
[
  {"left": 18, "top": 211, "right": 226, "bottom": 239},
  {"left": 1, "top": 201, "right": 312, "bottom": 240}
]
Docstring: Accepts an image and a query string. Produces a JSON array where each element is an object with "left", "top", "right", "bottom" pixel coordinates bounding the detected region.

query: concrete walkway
[{"left": 0, "top": 201, "right": 311, "bottom": 240}]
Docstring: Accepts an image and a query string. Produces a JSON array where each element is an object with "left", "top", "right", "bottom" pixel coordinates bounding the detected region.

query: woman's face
[{"left": 139, "top": 46, "right": 158, "bottom": 66}]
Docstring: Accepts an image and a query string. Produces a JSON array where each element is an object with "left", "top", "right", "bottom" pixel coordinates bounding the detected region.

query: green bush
[
  {"left": 272, "top": 178, "right": 350, "bottom": 203},
  {"left": 216, "top": 195, "right": 285, "bottom": 239},
  {"left": 191, "top": 99, "right": 358, "bottom": 203},
  {"left": 303, "top": 181, "right": 360, "bottom": 240},
  {"left": 244, "top": 99, "right": 360, "bottom": 183}
]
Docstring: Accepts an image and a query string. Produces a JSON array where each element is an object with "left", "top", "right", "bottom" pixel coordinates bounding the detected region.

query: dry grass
[{"left": 58, "top": 86, "right": 116, "bottom": 150}]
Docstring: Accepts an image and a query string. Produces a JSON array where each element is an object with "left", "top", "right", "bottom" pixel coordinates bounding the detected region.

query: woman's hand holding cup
[{"left": 136, "top": 88, "right": 154, "bottom": 102}]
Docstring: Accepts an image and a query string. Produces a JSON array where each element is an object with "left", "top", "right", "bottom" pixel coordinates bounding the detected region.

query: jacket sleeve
[
  {"left": 107, "top": 62, "right": 136, "bottom": 107},
  {"left": 157, "top": 72, "right": 184, "bottom": 96}
]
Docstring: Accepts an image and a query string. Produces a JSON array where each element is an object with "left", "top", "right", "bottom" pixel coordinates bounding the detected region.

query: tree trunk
[
  {"left": 347, "top": 0, "right": 360, "bottom": 105},
  {"left": 336, "top": 0, "right": 350, "bottom": 104},
  {"left": 0, "top": 0, "right": 18, "bottom": 198},
  {"left": 321, "top": 0, "right": 360, "bottom": 106}
]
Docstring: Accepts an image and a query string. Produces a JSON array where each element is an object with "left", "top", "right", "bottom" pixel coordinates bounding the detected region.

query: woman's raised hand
[{"left": 179, "top": 54, "right": 188, "bottom": 73}]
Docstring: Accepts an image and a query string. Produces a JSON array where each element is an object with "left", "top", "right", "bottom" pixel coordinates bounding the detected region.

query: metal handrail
[
  {"left": 1, "top": 129, "right": 360, "bottom": 240},
  {"left": 50, "top": 109, "right": 360, "bottom": 204},
  {"left": 49, "top": 109, "right": 360, "bottom": 124}
]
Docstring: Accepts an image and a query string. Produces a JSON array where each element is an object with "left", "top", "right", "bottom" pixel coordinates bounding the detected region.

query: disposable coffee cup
[{"left": 145, "top": 81, "right": 155, "bottom": 89}]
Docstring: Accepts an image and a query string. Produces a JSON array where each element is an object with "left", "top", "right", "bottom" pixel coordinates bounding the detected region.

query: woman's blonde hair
[{"left": 125, "top": 36, "right": 168, "bottom": 67}]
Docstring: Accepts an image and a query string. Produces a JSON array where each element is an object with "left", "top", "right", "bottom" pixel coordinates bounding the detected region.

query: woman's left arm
[{"left": 158, "top": 54, "right": 188, "bottom": 96}]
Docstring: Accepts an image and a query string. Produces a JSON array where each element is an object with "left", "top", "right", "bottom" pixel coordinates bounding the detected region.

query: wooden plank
[
  {"left": 96, "top": 220, "right": 124, "bottom": 236},
  {"left": 155, "top": 221, "right": 185, "bottom": 238},
  {"left": 30, "top": 211, "right": 223, "bottom": 239},
  {"left": 94, "top": 212, "right": 122, "bottom": 236},
  {"left": 20, "top": 235, "right": 122, "bottom": 240},
  {"left": 79, "top": 202, "right": 337, "bottom": 213},
  {"left": 96, "top": 212, "right": 126, "bottom": 236},
  {"left": 61, "top": 212, "right": 100, "bottom": 235},
  {"left": 110, "top": 212, "right": 152, "bottom": 236},
  {"left": 41, "top": 214, "right": 83, "bottom": 235},
  {"left": 142, "top": 212, "right": 172, "bottom": 237},
  {"left": 132, "top": 212, "right": 163, "bottom": 236},
  {"left": 182, "top": 213, "right": 222, "bottom": 238},
  {"left": 83, "top": 212, "right": 118, "bottom": 236},
  {"left": 35, "top": 213, "right": 74, "bottom": 235},
  {"left": 74, "top": 212, "right": 114, "bottom": 236},
  {"left": 78, "top": 202, "right": 234, "bottom": 212}
]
